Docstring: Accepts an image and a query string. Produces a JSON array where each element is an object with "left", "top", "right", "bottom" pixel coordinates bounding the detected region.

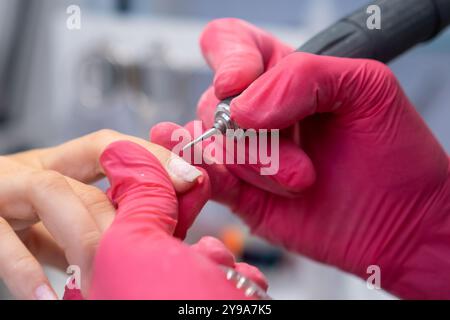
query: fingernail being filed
[
  {"left": 167, "top": 156, "right": 202, "bottom": 183},
  {"left": 34, "top": 284, "right": 58, "bottom": 300}
]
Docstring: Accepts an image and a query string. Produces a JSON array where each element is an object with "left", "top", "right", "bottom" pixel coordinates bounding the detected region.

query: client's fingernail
[
  {"left": 35, "top": 284, "right": 58, "bottom": 300},
  {"left": 167, "top": 157, "right": 202, "bottom": 182}
]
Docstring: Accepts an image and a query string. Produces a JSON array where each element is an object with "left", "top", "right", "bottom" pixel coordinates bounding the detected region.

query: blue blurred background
[{"left": 0, "top": 0, "right": 449, "bottom": 299}]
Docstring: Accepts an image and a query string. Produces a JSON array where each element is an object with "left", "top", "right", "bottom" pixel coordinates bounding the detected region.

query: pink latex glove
[
  {"left": 151, "top": 19, "right": 450, "bottom": 299},
  {"left": 65, "top": 141, "right": 267, "bottom": 299}
]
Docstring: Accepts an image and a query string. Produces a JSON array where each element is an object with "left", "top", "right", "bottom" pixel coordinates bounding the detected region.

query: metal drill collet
[{"left": 182, "top": 98, "right": 242, "bottom": 152}]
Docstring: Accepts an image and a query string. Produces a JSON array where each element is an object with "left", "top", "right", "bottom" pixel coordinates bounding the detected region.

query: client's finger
[
  {"left": 9, "top": 129, "right": 201, "bottom": 194},
  {"left": 0, "top": 217, "right": 57, "bottom": 300},
  {"left": 0, "top": 170, "right": 101, "bottom": 295}
]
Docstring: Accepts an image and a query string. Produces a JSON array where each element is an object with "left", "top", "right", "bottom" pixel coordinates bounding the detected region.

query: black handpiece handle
[{"left": 298, "top": 0, "right": 450, "bottom": 63}]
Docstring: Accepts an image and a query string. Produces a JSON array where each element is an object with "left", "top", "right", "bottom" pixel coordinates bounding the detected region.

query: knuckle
[
  {"left": 77, "top": 184, "right": 103, "bottom": 203},
  {"left": 78, "top": 229, "right": 101, "bottom": 255},
  {"left": 91, "top": 129, "right": 121, "bottom": 143},
  {"left": 364, "top": 59, "right": 396, "bottom": 79},
  {"left": 288, "top": 52, "right": 318, "bottom": 74},
  {"left": 79, "top": 185, "right": 112, "bottom": 211},
  {"left": 81, "top": 129, "right": 124, "bottom": 162},
  {"left": 28, "top": 170, "right": 66, "bottom": 195},
  {"left": 361, "top": 59, "right": 399, "bottom": 97},
  {"left": 364, "top": 58, "right": 388, "bottom": 71}
]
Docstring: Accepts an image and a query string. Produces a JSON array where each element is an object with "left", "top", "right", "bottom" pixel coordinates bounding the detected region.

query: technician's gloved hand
[
  {"left": 77, "top": 141, "right": 267, "bottom": 299},
  {"left": 151, "top": 18, "right": 450, "bottom": 299}
]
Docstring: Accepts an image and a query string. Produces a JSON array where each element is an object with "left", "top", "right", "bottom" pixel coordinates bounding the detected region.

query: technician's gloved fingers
[
  {"left": 175, "top": 168, "right": 211, "bottom": 239},
  {"left": 148, "top": 122, "right": 214, "bottom": 239},
  {"left": 234, "top": 263, "right": 269, "bottom": 292},
  {"left": 197, "top": 86, "right": 220, "bottom": 128},
  {"left": 222, "top": 136, "right": 316, "bottom": 195},
  {"left": 200, "top": 18, "right": 293, "bottom": 99},
  {"left": 12, "top": 130, "right": 200, "bottom": 194},
  {"left": 100, "top": 141, "right": 180, "bottom": 236},
  {"left": 191, "top": 236, "right": 235, "bottom": 268},
  {"left": 198, "top": 86, "right": 317, "bottom": 195},
  {"left": 149, "top": 120, "right": 298, "bottom": 230},
  {"left": 231, "top": 53, "right": 399, "bottom": 129},
  {"left": 191, "top": 237, "right": 269, "bottom": 292},
  {"left": 177, "top": 123, "right": 309, "bottom": 248},
  {"left": 150, "top": 121, "right": 263, "bottom": 224},
  {"left": 92, "top": 144, "right": 249, "bottom": 300},
  {"left": 150, "top": 121, "right": 242, "bottom": 206},
  {"left": 0, "top": 218, "right": 57, "bottom": 300},
  {"left": 149, "top": 121, "right": 191, "bottom": 154},
  {"left": 152, "top": 120, "right": 316, "bottom": 196},
  {"left": 90, "top": 235, "right": 249, "bottom": 299},
  {"left": 90, "top": 144, "right": 250, "bottom": 299},
  {"left": 174, "top": 168, "right": 211, "bottom": 239},
  {"left": 201, "top": 19, "right": 264, "bottom": 99}
]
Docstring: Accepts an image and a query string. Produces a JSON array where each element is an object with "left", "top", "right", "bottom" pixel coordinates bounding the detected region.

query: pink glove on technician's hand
[
  {"left": 65, "top": 141, "right": 267, "bottom": 300},
  {"left": 151, "top": 18, "right": 450, "bottom": 299}
]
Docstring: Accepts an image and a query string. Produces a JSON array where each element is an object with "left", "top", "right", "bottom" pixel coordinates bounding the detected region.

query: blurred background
[{"left": 0, "top": 0, "right": 449, "bottom": 299}]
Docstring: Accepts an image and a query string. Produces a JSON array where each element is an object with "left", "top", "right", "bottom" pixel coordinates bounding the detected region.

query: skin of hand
[
  {"left": 0, "top": 129, "right": 202, "bottom": 300},
  {"left": 150, "top": 18, "right": 450, "bottom": 299},
  {"left": 72, "top": 141, "right": 267, "bottom": 300}
]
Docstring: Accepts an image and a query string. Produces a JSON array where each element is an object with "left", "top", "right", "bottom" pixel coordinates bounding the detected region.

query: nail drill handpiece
[{"left": 183, "top": 0, "right": 450, "bottom": 152}]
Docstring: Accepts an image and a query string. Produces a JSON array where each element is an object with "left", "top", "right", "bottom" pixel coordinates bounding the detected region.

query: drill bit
[
  {"left": 182, "top": 98, "right": 237, "bottom": 152},
  {"left": 182, "top": 127, "right": 221, "bottom": 152}
]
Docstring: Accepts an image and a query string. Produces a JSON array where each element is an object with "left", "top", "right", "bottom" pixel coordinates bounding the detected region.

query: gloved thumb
[
  {"left": 100, "top": 141, "right": 180, "bottom": 236},
  {"left": 200, "top": 18, "right": 293, "bottom": 100}
]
